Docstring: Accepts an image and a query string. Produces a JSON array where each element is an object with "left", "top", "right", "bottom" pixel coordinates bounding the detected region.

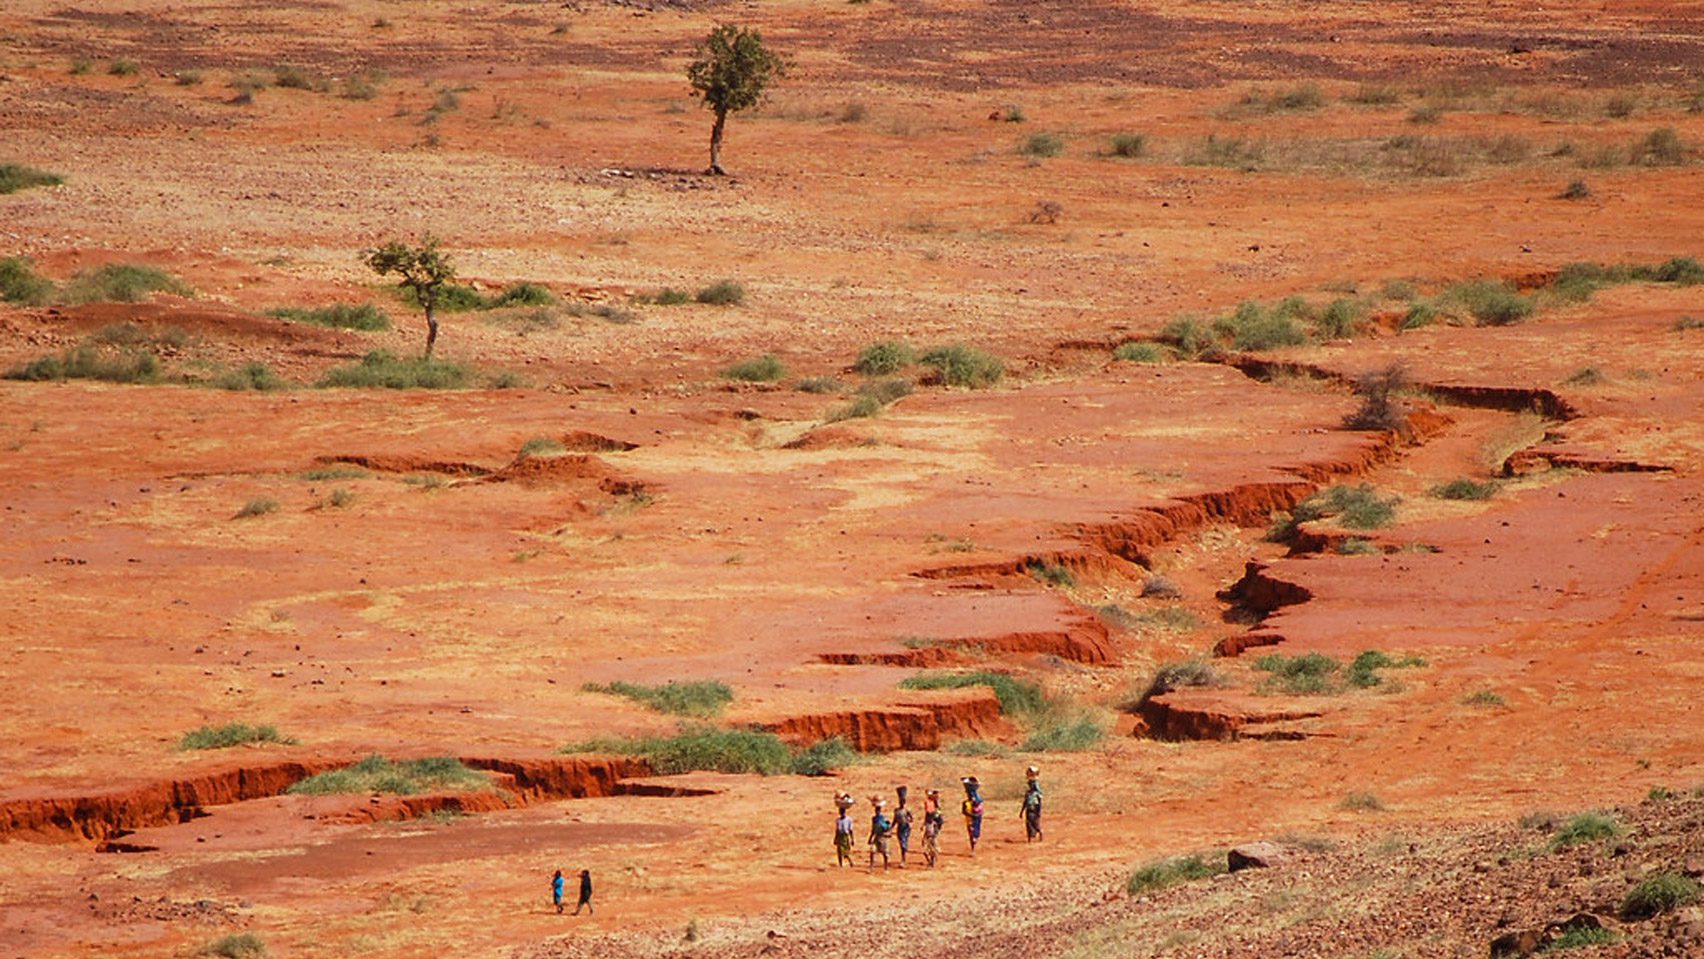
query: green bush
[
  {"left": 319, "top": 350, "right": 471, "bottom": 389},
  {"left": 288, "top": 755, "right": 490, "bottom": 796},
  {"left": 1109, "top": 133, "right": 1146, "bottom": 158},
  {"left": 0, "top": 164, "right": 64, "bottom": 195},
  {"left": 1445, "top": 279, "right": 1533, "bottom": 326},
  {"left": 1285, "top": 484, "right": 1398, "bottom": 531},
  {"left": 789, "top": 736, "right": 856, "bottom": 776},
  {"left": 302, "top": 465, "right": 368, "bottom": 481},
  {"left": 1650, "top": 256, "right": 1704, "bottom": 285},
  {"left": 1021, "top": 132, "right": 1064, "bottom": 157},
  {"left": 1159, "top": 317, "right": 1216, "bottom": 357},
  {"left": 724, "top": 354, "right": 785, "bottom": 382},
  {"left": 1432, "top": 477, "right": 1498, "bottom": 500},
  {"left": 1113, "top": 341, "right": 1167, "bottom": 363},
  {"left": 63, "top": 263, "right": 192, "bottom": 304},
  {"left": 919, "top": 344, "right": 1003, "bottom": 388},
  {"left": 1255, "top": 652, "right": 1341, "bottom": 695},
  {"left": 180, "top": 722, "right": 293, "bottom": 750},
  {"left": 695, "top": 280, "right": 746, "bottom": 306},
  {"left": 519, "top": 436, "right": 566, "bottom": 457},
  {"left": 268, "top": 303, "right": 392, "bottom": 331},
  {"left": 488, "top": 283, "right": 558, "bottom": 308},
  {"left": 1463, "top": 689, "right": 1507, "bottom": 708},
  {"left": 203, "top": 933, "right": 267, "bottom": 958},
  {"left": 1346, "top": 649, "right": 1425, "bottom": 688},
  {"left": 432, "top": 284, "right": 490, "bottom": 313},
  {"left": 1548, "top": 812, "right": 1622, "bottom": 850},
  {"left": 826, "top": 394, "right": 884, "bottom": 422},
  {"left": 108, "top": 58, "right": 140, "bottom": 77},
  {"left": 563, "top": 726, "right": 795, "bottom": 775},
  {"left": 1620, "top": 872, "right": 1699, "bottom": 919},
  {"left": 1213, "top": 300, "right": 1309, "bottom": 351},
  {"left": 1541, "top": 926, "right": 1617, "bottom": 951},
  {"left": 1126, "top": 854, "right": 1224, "bottom": 893},
  {"left": 1316, "top": 298, "right": 1363, "bottom": 339},
  {"left": 581, "top": 680, "right": 734, "bottom": 717},
  {"left": 854, "top": 340, "right": 916, "bottom": 375},
  {"left": 234, "top": 498, "right": 280, "bottom": 518},
  {"left": 6, "top": 344, "right": 161, "bottom": 383},
  {"left": 0, "top": 256, "right": 56, "bottom": 304},
  {"left": 1025, "top": 559, "right": 1075, "bottom": 588},
  {"left": 1336, "top": 537, "right": 1380, "bottom": 555},
  {"left": 214, "top": 362, "right": 288, "bottom": 391},
  {"left": 1021, "top": 712, "right": 1106, "bottom": 752},
  {"left": 900, "top": 670, "right": 1046, "bottom": 720},
  {"left": 1185, "top": 133, "right": 1263, "bottom": 169},
  {"left": 1400, "top": 302, "right": 1437, "bottom": 330},
  {"left": 857, "top": 377, "right": 913, "bottom": 405}
]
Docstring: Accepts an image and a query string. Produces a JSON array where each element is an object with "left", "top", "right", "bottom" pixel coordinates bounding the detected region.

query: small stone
[
  {"left": 1227, "top": 841, "right": 1290, "bottom": 872},
  {"left": 1490, "top": 929, "right": 1540, "bottom": 957}
]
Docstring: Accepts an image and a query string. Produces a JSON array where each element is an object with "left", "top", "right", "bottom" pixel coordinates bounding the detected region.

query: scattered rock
[{"left": 1227, "top": 842, "right": 1290, "bottom": 872}]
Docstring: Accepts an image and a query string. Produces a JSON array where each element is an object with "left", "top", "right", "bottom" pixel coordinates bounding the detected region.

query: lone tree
[
  {"left": 686, "top": 24, "right": 783, "bottom": 175},
  {"left": 361, "top": 236, "right": 455, "bottom": 358}
]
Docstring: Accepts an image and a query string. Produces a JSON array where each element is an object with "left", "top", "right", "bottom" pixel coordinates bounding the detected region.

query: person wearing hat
[
  {"left": 834, "top": 796, "right": 856, "bottom": 867},
  {"left": 922, "top": 788, "right": 944, "bottom": 867},
  {"left": 867, "top": 796, "right": 894, "bottom": 871},
  {"left": 1021, "top": 765, "right": 1044, "bottom": 843},
  {"left": 893, "top": 786, "right": 915, "bottom": 867},
  {"left": 960, "top": 776, "right": 985, "bottom": 855}
]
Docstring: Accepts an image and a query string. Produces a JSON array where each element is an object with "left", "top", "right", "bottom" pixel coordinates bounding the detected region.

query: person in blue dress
[{"left": 551, "top": 869, "right": 565, "bottom": 913}]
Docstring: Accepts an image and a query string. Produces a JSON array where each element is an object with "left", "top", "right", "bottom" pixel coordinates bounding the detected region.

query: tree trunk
[
  {"left": 707, "top": 107, "right": 727, "bottom": 176},
  {"left": 424, "top": 304, "right": 439, "bottom": 359}
]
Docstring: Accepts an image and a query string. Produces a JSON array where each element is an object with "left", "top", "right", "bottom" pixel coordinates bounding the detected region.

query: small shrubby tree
[
  {"left": 686, "top": 24, "right": 783, "bottom": 175},
  {"left": 361, "top": 236, "right": 455, "bottom": 358}
]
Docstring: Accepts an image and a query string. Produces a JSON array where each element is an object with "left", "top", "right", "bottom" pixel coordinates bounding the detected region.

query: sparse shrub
[
  {"left": 1213, "top": 300, "right": 1309, "bottom": 351},
  {"left": 1407, "top": 104, "right": 1443, "bottom": 124},
  {"left": 1543, "top": 926, "right": 1618, "bottom": 950},
  {"left": 519, "top": 436, "right": 566, "bottom": 458},
  {"left": 856, "top": 377, "right": 912, "bottom": 405},
  {"left": 63, "top": 263, "right": 192, "bottom": 304},
  {"left": 0, "top": 163, "right": 65, "bottom": 195},
  {"left": 1673, "top": 316, "right": 1704, "bottom": 331},
  {"left": 854, "top": 341, "right": 916, "bottom": 375},
  {"left": 1629, "top": 127, "right": 1685, "bottom": 166},
  {"left": 0, "top": 256, "right": 55, "bottom": 304},
  {"left": 234, "top": 498, "right": 280, "bottom": 519},
  {"left": 202, "top": 933, "right": 267, "bottom": 958},
  {"left": 1347, "top": 649, "right": 1425, "bottom": 688},
  {"left": 1142, "top": 575, "right": 1182, "bottom": 599},
  {"left": 428, "top": 284, "right": 489, "bottom": 313},
  {"left": 724, "top": 353, "right": 785, "bottom": 382},
  {"left": 1558, "top": 178, "right": 1592, "bottom": 200},
  {"left": 69, "top": 57, "right": 92, "bottom": 75},
  {"left": 1399, "top": 302, "right": 1437, "bottom": 330},
  {"left": 1255, "top": 652, "right": 1341, "bottom": 695},
  {"left": 1463, "top": 689, "right": 1507, "bottom": 708},
  {"left": 1113, "top": 341, "right": 1167, "bottom": 363},
  {"left": 1650, "top": 256, "right": 1704, "bottom": 285},
  {"left": 304, "top": 465, "right": 368, "bottom": 481},
  {"left": 581, "top": 680, "right": 734, "bottom": 717},
  {"left": 695, "top": 280, "right": 746, "bottom": 305},
  {"left": 826, "top": 394, "right": 882, "bottom": 421},
  {"left": 919, "top": 344, "right": 1003, "bottom": 388},
  {"left": 1021, "top": 711, "right": 1106, "bottom": 752},
  {"left": 900, "top": 670, "right": 1046, "bottom": 720},
  {"left": 1621, "top": 872, "right": 1699, "bottom": 919},
  {"left": 180, "top": 722, "right": 293, "bottom": 750},
  {"left": 1239, "top": 83, "right": 1324, "bottom": 113},
  {"left": 320, "top": 350, "right": 471, "bottom": 389},
  {"left": 1340, "top": 791, "right": 1385, "bottom": 811},
  {"left": 1432, "top": 477, "right": 1498, "bottom": 500},
  {"left": 1159, "top": 317, "right": 1216, "bottom": 357},
  {"left": 268, "top": 303, "right": 391, "bottom": 331},
  {"left": 488, "top": 283, "right": 558, "bottom": 308},
  {"left": 1348, "top": 84, "right": 1402, "bottom": 106},
  {"left": 1445, "top": 279, "right": 1533, "bottom": 326},
  {"left": 1562, "top": 366, "right": 1605, "bottom": 386},
  {"left": 1317, "top": 298, "right": 1363, "bottom": 339},
  {"left": 214, "top": 362, "right": 287, "bottom": 391},
  {"left": 1336, "top": 537, "right": 1379, "bottom": 555},
  {"left": 1186, "top": 134, "right": 1263, "bottom": 169},
  {"left": 175, "top": 70, "right": 203, "bottom": 86},
  {"left": 273, "top": 64, "right": 328, "bottom": 92},
  {"left": 644, "top": 287, "right": 692, "bottom": 306},
  {"left": 1025, "top": 559, "right": 1075, "bottom": 588},
  {"left": 1134, "top": 607, "right": 1201, "bottom": 632},
  {"left": 1384, "top": 135, "right": 1467, "bottom": 177},
  {"left": 6, "top": 344, "right": 161, "bottom": 384},
  {"left": 564, "top": 725, "right": 795, "bottom": 775},
  {"left": 1126, "top": 854, "right": 1224, "bottom": 893},
  {"left": 998, "top": 103, "right": 1025, "bottom": 122},
  {"left": 1109, "top": 133, "right": 1147, "bottom": 158},
  {"left": 1548, "top": 812, "right": 1622, "bottom": 850},
  {"left": 108, "top": 58, "right": 139, "bottom": 77},
  {"left": 326, "top": 487, "right": 355, "bottom": 508},
  {"left": 1342, "top": 363, "right": 1410, "bottom": 434},
  {"left": 795, "top": 376, "right": 843, "bottom": 394},
  {"left": 789, "top": 736, "right": 857, "bottom": 776},
  {"left": 1137, "top": 659, "right": 1221, "bottom": 703},
  {"left": 1021, "top": 132, "right": 1064, "bottom": 157},
  {"left": 288, "top": 755, "right": 491, "bottom": 796},
  {"left": 1483, "top": 134, "right": 1532, "bottom": 164},
  {"left": 341, "top": 73, "right": 382, "bottom": 100}
]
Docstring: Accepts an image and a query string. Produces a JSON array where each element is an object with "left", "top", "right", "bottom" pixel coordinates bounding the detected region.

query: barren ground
[{"left": 1, "top": 1, "right": 1702, "bottom": 957}]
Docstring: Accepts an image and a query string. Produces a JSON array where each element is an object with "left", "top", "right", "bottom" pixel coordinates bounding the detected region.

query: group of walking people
[{"left": 835, "top": 765, "right": 1044, "bottom": 871}]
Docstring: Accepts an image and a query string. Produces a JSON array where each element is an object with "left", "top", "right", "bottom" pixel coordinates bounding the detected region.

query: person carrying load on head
[
  {"left": 1021, "top": 764, "right": 1043, "bottom": 842},
  {"left": 960, "top": 776, "right": 984, "bottom": 855},
  {"left": 893, "top": 785, "right": 915, "bottom": 867},
  {"left": 867, "top": 796, "right": 894, "bottom": 872},
  {"left": 834, "top": 797, "right": 856, "bottom": 867},
  {"left": 922, "top": 788, "right": 944, "bottom": 867}
]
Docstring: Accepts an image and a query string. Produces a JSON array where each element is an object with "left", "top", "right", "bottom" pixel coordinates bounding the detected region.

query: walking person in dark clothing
[
  {"left": 552, "top": 869, "right": 565, "bottom": 913},
  {"left": 573, "top": 869, "right": 594, "bottom": 915},
  {"left": 1021, "top": 765, "right": 1044, "bottom": 842},
  {"left": 961, "top": 776, "right": 984, "bottom": 856},
  {"left": 893, "top": 786, "right": 915, "bottom": 867}
]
